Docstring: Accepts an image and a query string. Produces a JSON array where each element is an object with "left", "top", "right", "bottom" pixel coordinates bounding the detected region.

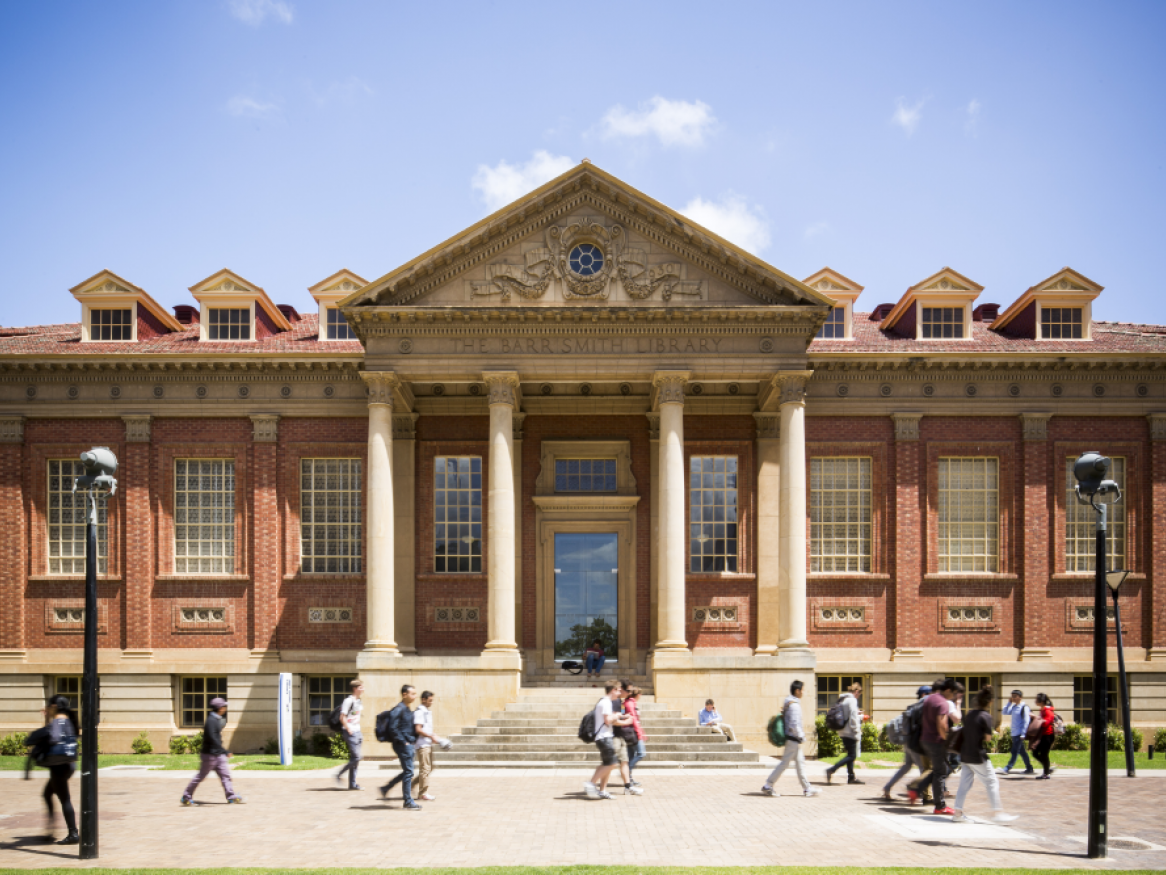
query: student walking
[
  {"left": 181, "top": 697, "right": 244, "bottom": 805},
  {"left": 699, "top": 700, "right": 736, "bottom": 742},
  {"left": 335, "top": 679, "right": 364, "bottom": 790},
  {"left": 413, "top": 691, "right": 450, "bottom": 802},
  {"left": 907, "top": 679, "right": 961, "bottom": 814},
  {"left": 622, "top": 685, "right": 647, "bottom": 778},
  {"left": 583, "top": 682, "right": 638, "bottom": 799},
  {"left": 952, "top": 686, "right": 1019, "bottom": 824},
  {"left": 883, "top": 685, "right": 931, "bottom": 801},
  {"left": 1031, "top": 692, "right": 1057, "bottom": 779},
  {"left": 26, "top": 695, "right": 80, "bottom": 844},
  {"left": 825, "top": 683, "right": 864, "bottom": 785},
  {"left": 761, "top": 680, "right": 819, "bottom": 797},
  {"left": 997, "top": 689, "right": 1035, "bottom": 776},
  {"left": 379, "top": 685, "right": 422, "bottom": 810}
]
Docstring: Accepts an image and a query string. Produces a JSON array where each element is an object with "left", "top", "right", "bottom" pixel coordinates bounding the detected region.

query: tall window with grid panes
[
  {"left": 816, "top": 307, "right": 845, "bottom": 339},
  {"left": 300, "top": 459, "right": 362, "bottom": 573},
  {"left": 307, "top": 677, "right": 355, "bottom": 727},
  {"left": 809, "top": 457, "right": 871, "bottom": 572},
  {"left": 47, "top": 460, "right": 107, "bottom": 574},
  {"left": 689, "top": 456, "right": 738, "bottom": 572},
  {"left": 180, "top": 677, "right": 227, "bottom": 727},
  {"left": 1073, "top": 675, "right": 1125, "bottom": 726},
  {"left": 89, "top": 308, "right": 132, "bottom": 340},
  {"left": 937, "top": 457, "right": 999, "bottom": 572},
  {"left": 816, "top": 675, "right": 870, "bottom": 717},
  {"left": 434, "top": 456, "right": 482, "bottom": 573},
  {"left": 1065, "top": 457, "right": 1124, "bottom": 571},
  {"left": 174, "top": 460, "right": 235, "bottom": 574}
]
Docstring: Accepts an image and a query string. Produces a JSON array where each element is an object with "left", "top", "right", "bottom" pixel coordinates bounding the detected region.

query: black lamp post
[
  {"left": 1072, "top": 450, "right": 1121, "bottom": 860},
  {"left": 72, "top": 447, "right": 118, "bottom": 860},
  {"left": 1106, "top": 569, "right": 1134, "bottom": 777}
]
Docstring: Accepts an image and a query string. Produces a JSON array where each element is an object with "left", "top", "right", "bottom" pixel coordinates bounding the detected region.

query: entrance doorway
[{"left": 553, "top": 532, "right": 618, "bottom": 663}]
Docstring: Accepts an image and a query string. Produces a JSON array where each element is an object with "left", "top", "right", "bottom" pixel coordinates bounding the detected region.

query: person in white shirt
[
  {"left": 583, "top": 682, "right": 636, "bottom": 800},
  {"left": 412, "top": 691, "right": 449, "bottom": 802},
  {"left": 336, "top": 679, "right": 364, "bottom": 790}
]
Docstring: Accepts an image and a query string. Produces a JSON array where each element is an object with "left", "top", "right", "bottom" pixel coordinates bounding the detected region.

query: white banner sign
[{"left": 278, "top": 672, "right": 293, "bottom": 766}]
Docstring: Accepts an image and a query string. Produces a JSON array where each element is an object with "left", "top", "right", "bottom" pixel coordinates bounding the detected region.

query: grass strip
[{"left": 1, "top": 869, "right": 1162, "bottom": 875}]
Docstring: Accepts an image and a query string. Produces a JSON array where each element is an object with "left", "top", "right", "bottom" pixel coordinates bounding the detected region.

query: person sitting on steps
[{"left": 584, "top": 640, "right": 606, "bottom": 678}]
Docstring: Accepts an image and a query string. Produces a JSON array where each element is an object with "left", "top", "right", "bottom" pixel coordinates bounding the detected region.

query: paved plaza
[{"left": 1, "top": 760, "right": 1165, "bottom": 870}]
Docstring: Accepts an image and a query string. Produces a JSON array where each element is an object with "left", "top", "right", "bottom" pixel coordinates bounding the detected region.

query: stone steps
[
  {"left": 438, "top": 750, "right": 757, "bottom": 763},
  {"left": 462, "top": 724, "right": 713, "bottom": 734}
]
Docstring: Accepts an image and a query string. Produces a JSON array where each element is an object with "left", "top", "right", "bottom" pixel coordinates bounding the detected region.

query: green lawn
[
  {"left": 2, "top": 869, "right": 1163, "bottom": 875},
  {"left": 850, "top": 749, "right": 1166, "bottom": 770},
  {"left": 0, "top": 754, "right": 340, "bottom": 771}
]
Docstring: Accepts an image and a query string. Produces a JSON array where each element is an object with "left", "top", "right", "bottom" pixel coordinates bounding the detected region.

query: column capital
[
  {"left": 1149, "top": 413, "right": 1166, "bottom": 441},
  {"left": 360, "top": 371, "right": 400, "bottom": 407},
  {"left": 775, "top": 372, "right": 811, "bottom": 407},
  {"left": 652, "top": 370, "right": 690, "bottom": 408},
  {"left": 753, "top": 412, "right": 780, "bottom": 440},
  {"left": 392, "top": 413, "right": 419, "bottom": 441},
  {"left": 0, "top": 415, "right": 26, "bottom": 444},
  {"left": 483, "top": 371, "right": 520, "bottom": 408},
  {"left": 891, "top": 412, "right": 923, "bottom": 442},
  {"left": 646, "top": 412, "right": 660, "bottom": 441},
  {"left": 1020, "top": 412, "right": 1053, "bottom": 442},
  {"left": 249, "top": 414, "right": 279, "bottom": 443},
  {"left": 121, "top": 415, "right": 152, "bottom": 443}
]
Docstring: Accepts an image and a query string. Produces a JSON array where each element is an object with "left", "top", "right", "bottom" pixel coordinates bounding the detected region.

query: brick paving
[{"left": 0, "top": 763, "right": 1164, "bottom": 869}]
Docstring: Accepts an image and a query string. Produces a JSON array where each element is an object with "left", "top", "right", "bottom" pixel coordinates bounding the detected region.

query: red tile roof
[
  {"left": 809, "top": 313, "right": 1166, "bottom": 354},
  {"left": 0, "top": 314, "right": 363, "bottom": 356}
]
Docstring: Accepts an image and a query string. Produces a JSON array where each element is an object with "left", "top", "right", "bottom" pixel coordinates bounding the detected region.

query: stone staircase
[{"left": 438, "top": 686, "right": 761, "bottom": 768}]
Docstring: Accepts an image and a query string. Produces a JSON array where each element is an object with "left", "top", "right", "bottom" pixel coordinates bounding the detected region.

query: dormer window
[
  {"left": 207, "top": 308, "right": 251, "bottom": 341},
  {"left": 921, "top": 307, "right": 964, "bottom": 339},
  {"left": 990, "top": 268, "right": 1101, "bottom": 341},
  {"left": 804, "top": 268, "right": 863, "bottom": 341},
  {"left": 90, "top": 308, "right": 133, "bottom": 341},
  {"left": 1040, "top": 307, "right": 1083, "bottom": 339},
  {"left": 309, "top": 269, "right": 368, "bottom": 342}
]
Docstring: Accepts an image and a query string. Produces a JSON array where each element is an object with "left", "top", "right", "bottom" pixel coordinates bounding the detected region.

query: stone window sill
[
  {"left": 1050, "top": 572, "right": 1145, "bottom": 583},
  {"left": 283, "top": 573, "right": 366, "bottom": 581},
  {"left": 28, "top": 575, "right": 122, "bottom": 583},
  {"left": 923, "top": 573, "right": 1019, "bottom": 583},
  {"left": 686, "top": 572, "right": 756, "bottom": 581},
  {"left": 154, "top": 574, "right": 250, "bottom": 582},
  {"left": 809, "top": 573, "right": 891, "bottom": 581}
]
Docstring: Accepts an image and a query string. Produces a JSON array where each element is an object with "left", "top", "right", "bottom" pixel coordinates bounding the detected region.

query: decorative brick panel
[
  {"left": 810, "top": 597, "right": 875, "bottom": 633},
  {"left": 173, "top": 604, "right": 233, "bottom": 634},
  {"left": 46, "top": 601, "right": 108, "bottom": 635},
  {"left": 938, "top": 597, "right": 1002, "bottom": 633}
]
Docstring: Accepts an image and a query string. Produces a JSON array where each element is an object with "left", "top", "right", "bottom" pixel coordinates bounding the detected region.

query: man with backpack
[
  {"left": 582, "top": 681, "right": 635, "bottom": 800},
  {"left": 882, "top": 685, "right": 930, "bottom": 800},
  {"left": 378, "top": 685, "right": 422, "bottom": 811},
  {"left": 333, "top": 679, "right": 364, "bottom": 790},
  {"left": 761, "top": 680, "right": 819, "bottom": 797},
  {"left": 907, "top": 678, "right": 960, "bottom": 815},
  {"left": 997, "top": 689, "right": 1035, "bottom": 776},
  {"left": 824, "top": 683, "right": 864, "bottom": 785}
]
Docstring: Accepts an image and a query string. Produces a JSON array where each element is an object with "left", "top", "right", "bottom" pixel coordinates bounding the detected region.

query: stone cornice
[
  {"left": 810, "top": 357, "right": 1166, "bottom": 374},
  {"left": 0, "top": 359, "right": 362, "bottom": 378}
]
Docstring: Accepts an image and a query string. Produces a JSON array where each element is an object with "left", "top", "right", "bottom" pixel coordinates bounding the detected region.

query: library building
[{"left": 1, "top": 161, "right": 1164, "bottom": 759}]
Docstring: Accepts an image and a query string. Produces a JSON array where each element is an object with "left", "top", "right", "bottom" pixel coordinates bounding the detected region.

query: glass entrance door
[{"left": 553, "top": 532, "right": 618, "bottom": 662}]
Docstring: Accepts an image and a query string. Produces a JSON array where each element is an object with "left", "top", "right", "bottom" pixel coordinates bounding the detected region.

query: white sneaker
[
  {"left": 419, "top": 794, "right": 435, "bottom": 801},
  {"left": 760, "top": 785, "right": 777, "bottom": 797},
  {"left": 624, "top": 785, "right": 644, "bottom": 796},
  {"left": 992, "top": 812, "right": 1019, "bottom": 824},
  {"left": 597, "top": 790, "right": 613, "bottom": 800},
  {"left": 803, "top": 788, "right": 820, "bottom": 797},
  {"left": 951, "top": 814, "right": 972, "bottom": 823},
  {"left": 583, "top": 782, "right": 600, "bottom": 799}
]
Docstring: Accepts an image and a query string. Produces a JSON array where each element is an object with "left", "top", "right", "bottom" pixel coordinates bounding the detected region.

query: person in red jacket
[{"left": 1032, "top": 692, "right": 1056, "bottom": 779}]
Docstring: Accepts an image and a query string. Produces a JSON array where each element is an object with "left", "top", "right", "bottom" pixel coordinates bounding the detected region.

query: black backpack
[
  {"left": 328, "top": 702, "right": 345, "bottom": 732},
  {"left": 578, "top": 705, "right": 600, "bottom": 744},
  {"left": 824, "top": 698, "right": 848, "bottom": 731},
  {"left": 375, "top": 709, "right": 395, "bottom": 743},
  {"left": 905, "top": 699, "right": 927, "bottom": 753}
]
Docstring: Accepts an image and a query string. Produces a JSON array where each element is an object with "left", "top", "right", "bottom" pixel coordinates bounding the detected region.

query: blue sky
[{"left": 1, "top": 1, "right": 1164, "bottom": 328}]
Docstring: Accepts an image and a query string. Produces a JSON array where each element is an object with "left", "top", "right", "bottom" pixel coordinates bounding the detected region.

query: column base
[
  {"left": 478, "top": 648, "right": 523, "bottom": 670},
  {"left": 653, "top": 640, "right": 689, "bottom": 653},
  {"left": 753, "top": 645, "right": 778, "bottom": 656},
  {"left": 483, "top": 640, "right": 518, "bottom": 652},
  {"left": 1147, "top": 648, "right": 1166, "bottom": 662}
]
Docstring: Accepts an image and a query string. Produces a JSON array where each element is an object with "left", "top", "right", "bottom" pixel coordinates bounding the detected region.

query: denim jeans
[
  {"left": 884, "top": 746, "right": 923, "bottom": 793},
  {"left": 628, "top": 740, "right": 647, "bottom": 773},
  {"left": 920, "top": 740, "right": 951, "bottom": 808},
  {"left": 1004, "top": 736, "right": 1033, "bottom": 772},
  {"left": 829, "top": 736, "right": 859, "bottom": 779},
  {"left": 585, "top": 653, "right": 606, "bottom": 673},
  {"left": 337, "top": 732, "right": 362, "bottom": 787},
  {"left": 385, "top": 742, "right": 416, "bottom": 804}
]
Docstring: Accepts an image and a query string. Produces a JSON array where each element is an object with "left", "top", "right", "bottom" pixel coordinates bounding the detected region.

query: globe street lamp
[
  {"left": 1073, "top": 450, "right": 1121, "bottom": 860},
  {"left": 71, "top": 447, "right": 118, "bottom": 860},
  {"left": 1106, "top": 569, "right": 1133, "bottom": 777}
]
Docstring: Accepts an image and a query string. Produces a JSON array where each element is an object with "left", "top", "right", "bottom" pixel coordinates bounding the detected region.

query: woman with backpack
[
  {"left": 1031, "top": 692, "right": 1057, "bottom": 779},
  {"left": 950, "top": 686, "right": 1018, "bottom": 824},
  {"left": 26, "top": 695, "right": 79, "bottom": 845}
]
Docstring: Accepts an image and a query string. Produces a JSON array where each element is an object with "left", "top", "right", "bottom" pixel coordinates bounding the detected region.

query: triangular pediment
[
  {"left": 309, "top": 268, "right": 370, "bottom": 299},
  {"left": 913, "top": 267, "right": 983, "bottom": 293},
  {"left": 1034, "top": 267, "right": 1103, "bottom": 294},
  {"left": 802, "top": 267, "right": 864, "bottom": 306},
  {"left": 342, "top": 162, "right": 833, "bottom": 311},
  {"left": 188, "top": 268, "right": 291, "bottom": 330},
  {"left": 69, "top": 269, "right": 183, "bottom": 331}
]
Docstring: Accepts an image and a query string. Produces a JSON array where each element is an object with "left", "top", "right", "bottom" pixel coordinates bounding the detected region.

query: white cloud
[
  {"left": 311, "top": 76, "right": 374, "bottom": 107},
  {"left": 225, "top": 95, "right": 280, "bottom": 119},
  {"left": 599, "top": 96, "right": 716, "bottom": 147},
  {"left": 681, "top": 193, "right": 771, "bottom": 255},
  {"left": 472, "top": 151, "right": 574, "bottom": 212},
  {"left": 892, "top": 96, "right": 926, "bottom": 136},
  {"left": 803, "top": 220, "right": 830, "bottom": 241},
  {"left": 965, "top": 98, "right": 982, "bottom": 134},
  {"left": 228, "top": 0, "right": 293, "bottom": 26}
]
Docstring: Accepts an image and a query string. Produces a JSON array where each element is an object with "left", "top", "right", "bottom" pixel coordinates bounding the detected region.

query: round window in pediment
[{"left": 568, "top": 243, "right": 604, "bottom": 277}]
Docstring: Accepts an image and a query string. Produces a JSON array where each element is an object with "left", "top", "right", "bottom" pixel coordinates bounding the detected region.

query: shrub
[
  {"left": 1155, "top": 727, "right": 1166, "bottom": 753},
  {"left": 860, "top": 720, "right": 882, "bottom": 753},
  {"left": 1106, "top": 724, "right": 1145, "bottom": 753},
  {"left": 1132, "top": 726, "right": 1145, "bottom": 752},
  {"left": 878, "top": 723, "right": 902, "bottom": 753},
  {"left": 169, "top": 732, "right": 202, "bottom": 755},
  {"left": 814, "top": 715, "right": 842, "bottom": 759},
  {"left": 310, "top": 732, "right": 334, "bottom": 758},
  {"left": 292, "top": 734, "right": 309, "bottom": 756},
  {"left": 131, "top": 732, "right": 153, "bottom": 755},
  {"left": 263, "top": 737, "right": 279, "bottom": 756},
  {"left": 76, "top": 733, "right": 102, "bottom": 755},
  {"left": 328, "top": 733, "right": 349, "bottom": 759},
  {"left": 0, "top": 731, "right": 29, "bottom": 756},
  {"left": 994, "top": 731, "right": 1012, "bottom": 754},
  {"left": 1053, "top": 723, "right": 1089, "bottom": 751},
  {"left": 169, "top": 735, "right": 187, "bottom": 755}
]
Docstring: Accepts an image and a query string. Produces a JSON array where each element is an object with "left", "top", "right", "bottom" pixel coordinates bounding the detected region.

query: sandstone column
[
  {"left": 753, "top": 412, "right": 781, "bottom": 654},
  {"left": 484, "top": 372, "right": 520, "bottom": 653},
  {"left": 513, "top": 412, "right": 526, "bottom": 649},
  {"left": 647, "top": 413, "right": 661, "bottom": 647},
  {"left": 654, "top": 371, "right": 689, "bottom": 652},
  {"left": 361, "top": 371, "right": 399, "bottom": 654},
  {"left": 778, "top": 373, "right": 811, "bottom": 652}
]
